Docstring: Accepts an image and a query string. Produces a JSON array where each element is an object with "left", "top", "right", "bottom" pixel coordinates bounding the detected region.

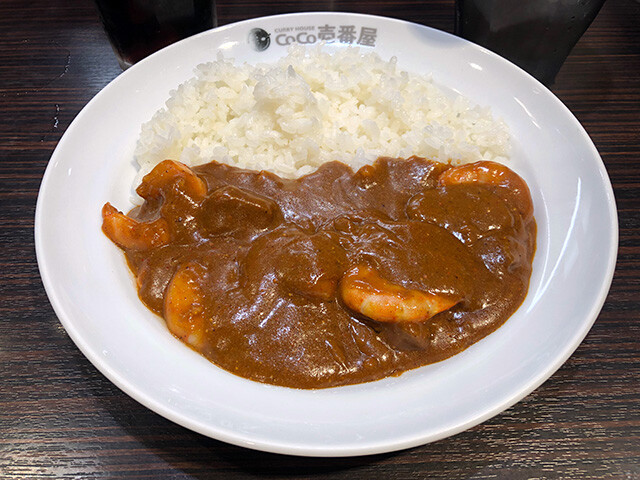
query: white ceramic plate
[{"left": 35, "top": 12, "right": 618, "bottom": 456}]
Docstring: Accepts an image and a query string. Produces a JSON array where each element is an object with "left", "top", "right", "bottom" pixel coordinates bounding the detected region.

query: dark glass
[
  {"left": 455, "top": 0, "right": 605, "bottom": 85},
  {"left": 94, "top": 0, "right": 217, "bottom": 69}
]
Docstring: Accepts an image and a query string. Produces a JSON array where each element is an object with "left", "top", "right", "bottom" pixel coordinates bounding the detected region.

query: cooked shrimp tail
[
  {"left": 137, "top": 159, "right": 207, "bottom": 201},
  {"left": 339, "top": 265, "right": 459, "bottom": 323},
  {"left": 101, "top": 202, "right": 170, "bottom": 250}
]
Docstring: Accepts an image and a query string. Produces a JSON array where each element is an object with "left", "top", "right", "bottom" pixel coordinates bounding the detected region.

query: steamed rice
[{"left": 134, "top": 44, "right": 510, "bottom": 184}]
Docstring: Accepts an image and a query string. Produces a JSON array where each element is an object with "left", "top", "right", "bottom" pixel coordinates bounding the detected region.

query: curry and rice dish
[
  {"left": 101, "top": 46, "right": 536, "bottom": 388},
  {"left": 102, "top": 156, "right": 536, "bottom": 388}
]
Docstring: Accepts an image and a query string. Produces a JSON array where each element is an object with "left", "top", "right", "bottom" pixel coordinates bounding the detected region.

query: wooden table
[{"left": 1, "top": 0, "right": 638, "bottom": 478}]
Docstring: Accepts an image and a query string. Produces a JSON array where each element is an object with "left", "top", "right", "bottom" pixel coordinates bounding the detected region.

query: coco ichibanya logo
[{"left": 248, "top": 25, "right": 378, "bottom": 51}]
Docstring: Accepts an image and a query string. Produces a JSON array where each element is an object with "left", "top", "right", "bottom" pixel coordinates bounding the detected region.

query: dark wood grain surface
[{"left": 1, "top": 0, "right": 638, "bottom": 478}]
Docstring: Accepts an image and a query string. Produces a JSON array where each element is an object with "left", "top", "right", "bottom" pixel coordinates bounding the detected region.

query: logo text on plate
[{"left": 270, "top": 25, "right": 378, "bottom": 47}]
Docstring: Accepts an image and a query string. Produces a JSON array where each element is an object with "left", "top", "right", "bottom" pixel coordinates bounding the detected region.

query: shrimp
[
  {"left": 439, "top": 161, "right": 533, "bottom": 218},
  {"left": 101, "top": 203, "right": 170, "bottom": 250},
  {"left": 339, "top": 265, "right": 459, "bottom": 323},
  {"left": 137, "top": 160, "right": 207, "bottom": 202},
  {"left": 164, "top": 262, "right": 208, "bottom": 348}
]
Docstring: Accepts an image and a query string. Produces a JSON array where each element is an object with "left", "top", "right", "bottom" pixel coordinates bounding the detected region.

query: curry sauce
[{"left": 102, "top": 157, "right": 536, "bottom": 388}]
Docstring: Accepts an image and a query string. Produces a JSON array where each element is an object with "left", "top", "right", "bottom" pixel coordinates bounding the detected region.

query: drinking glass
[
  {"left": 94, "top": 0, "right": 217, "bottom": 69},
  {"left": 455, "top": 0, "right": 605, "bottom": 85}
]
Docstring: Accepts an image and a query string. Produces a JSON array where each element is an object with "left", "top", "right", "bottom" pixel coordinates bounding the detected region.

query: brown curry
[{"left": 102, "top": 156, "right": 536, "bottom": 389}]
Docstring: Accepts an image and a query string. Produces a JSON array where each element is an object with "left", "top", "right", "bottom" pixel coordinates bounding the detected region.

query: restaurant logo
[
  {"left": 248, "top": 25, "right": 379, "bottom": 52},
  {"left": 248, "top": 28, "right": 271, "bottom": 51}
]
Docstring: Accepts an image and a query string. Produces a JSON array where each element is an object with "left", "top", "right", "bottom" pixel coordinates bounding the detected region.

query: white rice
[{"left": 134, "top": 44, "right": 510, "bottom": 186}]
